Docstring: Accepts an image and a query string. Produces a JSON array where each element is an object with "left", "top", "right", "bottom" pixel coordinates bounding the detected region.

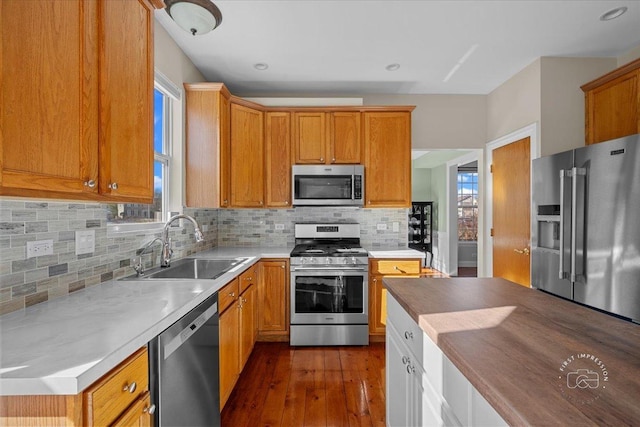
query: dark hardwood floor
[
  {"left": 221, "top": 342, "right": 386, "bottom": 427},
  {"left": 456, "top": 267, "right": 478, "bottom": 277}
]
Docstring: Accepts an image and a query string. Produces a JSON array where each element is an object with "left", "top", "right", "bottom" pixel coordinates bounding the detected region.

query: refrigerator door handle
[
  {"left": 559, "top": 169, "right": 570, "bottom": 280},
  {"left": 570, "top": 167, "right": 586, "bottom": 284}
]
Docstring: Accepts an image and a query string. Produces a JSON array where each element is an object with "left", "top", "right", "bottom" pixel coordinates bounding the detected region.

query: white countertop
[
  {"left": 0, "top": 247, "right": 290, "bottom": 396},
  {"left": 0, "top": 245, "right": 420, "bottom": 396}
]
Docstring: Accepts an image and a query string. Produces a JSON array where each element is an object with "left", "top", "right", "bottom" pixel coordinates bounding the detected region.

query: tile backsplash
[{"left": 0, "top": 202, "right": 407, "bottom": 315}]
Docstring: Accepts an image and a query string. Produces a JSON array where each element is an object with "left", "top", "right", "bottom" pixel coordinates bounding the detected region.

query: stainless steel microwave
[{"left": 292, "top": 165, "right": 364, "bottom": 206}]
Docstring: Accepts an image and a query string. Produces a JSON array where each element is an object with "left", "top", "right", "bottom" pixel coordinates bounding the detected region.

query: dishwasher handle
[{"left": 163, "top": 301, "right": 218, "bottom": 360}]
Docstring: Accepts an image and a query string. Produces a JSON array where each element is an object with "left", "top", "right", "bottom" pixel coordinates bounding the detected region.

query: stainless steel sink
[{"left": 123, "top": 257, "right": 248, "bottom": 280}]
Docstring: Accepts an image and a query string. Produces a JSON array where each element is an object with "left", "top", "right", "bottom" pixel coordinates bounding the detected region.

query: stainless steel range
[{"left": 290, "top": 223, "right": 369, "bottom": 346}]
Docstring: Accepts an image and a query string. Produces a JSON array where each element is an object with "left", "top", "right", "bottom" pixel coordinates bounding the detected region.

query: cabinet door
[
  {"left": 258, "top": 260, "right": 289, "bottom": 334},
  {"left": 219, "top": 92, "right": 231, "bottom": 207},
  {"left": 586, "top": 70, "right": 639, "bottom": 144},
  {"left": 185, "top": 85, "right": 230, "bottom": 208},
  {"left": 364, "top": 112, "right": 412, "bottom": 207},
  {"left": 265, "top": 112, "right": 292, "bottom": 207},
  {"left": 293, "top": 112, "right": 326, "bottom": 164},
  {"left": 0, "top": 0, "right": 99, "bottom": 198},
  {"left": 329, "top": 112, "right": 362, "bottom": 164},
  {"left": 111, "top": 391, "right": 153, "bottom": 427},
  {"left": 387, "top": 324, "right": 412, "bottom": 427},
  {"left": 239, "top": 284, "right": 256, "bottom": 370},
  {"left": 230, "top": 103, "right": 264, "bottom": 207},
  {"left": 219, "top": 302, "right": 240, "bottom": 410},
  {"left": 98, "top": 0, "right": 154, "bottom": 203},
  {"left": 369, "top": 275, "right": 386, "bottom": 335}
]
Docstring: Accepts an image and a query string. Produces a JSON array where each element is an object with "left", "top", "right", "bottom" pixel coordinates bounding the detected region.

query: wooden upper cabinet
[
  {"left": 364, "top": 112, "right": 412, "bottom": 207},
  {"left": 292, "top": 112, "right": 326, "bottom": 164},
  {"left": 292, "top": 111, "right": 362, "bottom": 164},
  {"left": 98, "top": 0, "right": 154, "bottom": 203},
  {"left": 0, "top": 0, "right": 155, "bottom": 203},
  {"left": 582, "top": 58, "right": 640, "bottom": 145},
  {"left": 265, "top": 112, "right": 292, "bottom": 207},
  {"left": 230, "top": 103, "right": 265, "bottom": 207},
  {"left": 329, "top": 112, "right": 362, "bottom": 164},
  {"left": 0, "top": 0, "right": 99, "bottom": 199},
  {"left": 184, "top": 83, "right": 231, "bottom": 208}
]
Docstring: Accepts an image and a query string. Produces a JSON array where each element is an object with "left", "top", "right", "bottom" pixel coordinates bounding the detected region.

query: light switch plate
[
  {"left": 75, "top": 230, "right": 95, "bottom": 255},
  {"left": 275, "top": 224, "right": 285, "bottom": 230}
]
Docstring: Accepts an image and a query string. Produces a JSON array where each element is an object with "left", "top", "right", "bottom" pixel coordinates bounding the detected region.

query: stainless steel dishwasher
[{"left": 149, "top": 292, "right": 220, "bottom": 426}]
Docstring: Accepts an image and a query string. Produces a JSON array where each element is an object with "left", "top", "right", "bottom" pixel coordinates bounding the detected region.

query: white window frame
[{"left": 457, "top": 169, "right": 479, "bottom": 242}]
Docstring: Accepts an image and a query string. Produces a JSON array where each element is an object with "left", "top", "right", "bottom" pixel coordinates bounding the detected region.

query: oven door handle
[{"left": 291, "top": 266, "right": 368, "bottom": 272}]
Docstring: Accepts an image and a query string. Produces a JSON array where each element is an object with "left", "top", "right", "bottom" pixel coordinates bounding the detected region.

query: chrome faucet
[
  {"left": 161, "top": 214, "right": 205, "bottom": 267},
  {"left": 133, "top": 237, "right": 163, "bottom": 276}
]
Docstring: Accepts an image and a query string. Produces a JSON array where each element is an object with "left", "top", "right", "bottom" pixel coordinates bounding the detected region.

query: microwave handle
[{"left": 352, "top": 175, "right": 355, "bottom": 200}]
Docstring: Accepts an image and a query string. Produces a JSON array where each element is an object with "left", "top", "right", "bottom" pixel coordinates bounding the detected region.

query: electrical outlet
[
  {"left": 376, "top": 223, "right": 388, "bottom": 231},
  {"left": 75, "top": 230, "right": 95, "bottom": 255},
  {"left": 275, "top": 224, "right": 285, "bottom": 230},
  {"left": 26, "top": 240, "right": 54, "bottom": 258},
  {"left": 392, "top": 222, "right": 400, "bottom": 232}
]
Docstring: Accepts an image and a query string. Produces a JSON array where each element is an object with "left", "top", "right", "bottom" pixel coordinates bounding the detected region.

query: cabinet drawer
[
  {"left": 239, "top": 264, "right": 258, "bottom": 294},
  {"left": 371, "top": 259, "right": 421, "bottom": 275},
  {"left": 84, "top": 347, "right": 148, "bottom": 427},
  {"left": 387, "top": 294, "right": 423, "bottom": 361},
  {"left": 219, "top": 278, "right": 240, "bottom": 314}
]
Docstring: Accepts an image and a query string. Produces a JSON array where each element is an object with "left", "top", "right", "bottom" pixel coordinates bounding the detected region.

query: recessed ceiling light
[
  {"left": 385, "top": 63, "right": 400, "bottom": 71},
  {"left": 599, "top": 6, "right": 627, "bottom": 21},
  {"left": 254, "top": 63, "right": 269, "bottom": 71}
]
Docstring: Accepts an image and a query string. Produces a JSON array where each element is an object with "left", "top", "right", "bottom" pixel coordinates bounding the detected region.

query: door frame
[
  {"left": 445, "top": 150, "right": 483, "bottom": 277},
  {"left": 484, "top": 122, "right": 540, "bottom": 277}
]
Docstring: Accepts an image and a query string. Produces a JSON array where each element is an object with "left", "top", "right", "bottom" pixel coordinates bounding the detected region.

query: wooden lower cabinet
[
  {"left": 0, "top": 347, "right": 150, "bottom": 427},
  {"left": 369, "top": 259, "right": 421, "bottom": 339},
  {"left": 257, "top": 259, "right": 290, "bottom": 340},
  {"left": 219, "top": 266, "right": 259, "bottom": 411}
]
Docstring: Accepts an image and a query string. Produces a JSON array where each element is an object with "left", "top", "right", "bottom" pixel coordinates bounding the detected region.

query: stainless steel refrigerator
[{"left": 532, "top": 133, "right": 640, "bottom": 323}]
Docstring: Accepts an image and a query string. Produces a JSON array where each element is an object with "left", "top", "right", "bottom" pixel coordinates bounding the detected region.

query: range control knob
[
  {"left": 325, "top": 257, "right": 331, "bottom": 264},
  {"left": 352, "top": 257, "right": 357, "bottom": 265}
]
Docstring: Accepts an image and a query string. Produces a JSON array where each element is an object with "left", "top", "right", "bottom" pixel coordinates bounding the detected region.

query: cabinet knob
[
  {"left": 229, "top": 292, "right": 235, "bottom": 297},
  {"left": 244, "top": 276, "right": 252, "bottom": 281},
  {"left": 281, "top": 265, "right": 285, "bottom": 269},
  {"left": 123, "top": 382, "right": 137, "bottom": 393},
  {"left": 108, "top": 182, "right": 118, "bottom": 190},
  {"left": 331, "top": 158, "right": 336, "bottom": 163},
  {"left": 144, "top": 404, "right": 156, "bottom": 414},
  {"left": 319, "top": 157, "right": 324, "bottom": 162},
  {"left": 259, "top": 200, "right": 263, "bottom": 206},
  {"left": 285, "top": 200, "right": 289, "bottom": 205},
  {"left": 223, "top": 199, "right": 228, "bottom": 205},
  {"left": 373, "top": 278, "right": 377, "bottom": 283},
  {"left": 84, "top": 179, "right": 96, "bottom": 188}
]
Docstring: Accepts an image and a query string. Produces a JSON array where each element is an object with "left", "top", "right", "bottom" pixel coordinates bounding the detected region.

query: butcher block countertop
[{"left": 383, "top": 277, "right": 640, "bottom": 426}]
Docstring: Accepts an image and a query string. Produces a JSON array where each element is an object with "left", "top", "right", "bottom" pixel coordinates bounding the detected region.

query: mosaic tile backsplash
[{"left": 0, "top": 202, "right": 407, "bottom": 315}]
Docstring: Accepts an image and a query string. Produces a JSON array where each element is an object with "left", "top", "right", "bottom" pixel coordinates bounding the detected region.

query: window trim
[{"left": 457, "top": 169, "right": 478, "bottom": 242}]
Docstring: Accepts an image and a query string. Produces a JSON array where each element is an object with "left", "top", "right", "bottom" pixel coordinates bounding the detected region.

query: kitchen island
[{"left": 384, "top": 277, "right": 640, "bottom": 426}]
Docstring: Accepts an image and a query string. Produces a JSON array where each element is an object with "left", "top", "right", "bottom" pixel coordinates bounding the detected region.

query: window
[
  {"left": 107, "top": 86, "right": 172, "bottom": 225},
  {"left": 457, "top": 169, "right": 478, "bottom": 241}
]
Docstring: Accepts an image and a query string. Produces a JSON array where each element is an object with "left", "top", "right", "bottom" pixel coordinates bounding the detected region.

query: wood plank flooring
[{"left": 221, "top": 342, "right": 386, "bottom": 427}]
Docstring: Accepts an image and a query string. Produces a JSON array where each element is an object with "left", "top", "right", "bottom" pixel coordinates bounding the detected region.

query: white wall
[{"left": 412, "top": 167, "right": 431, "bottom": 201}]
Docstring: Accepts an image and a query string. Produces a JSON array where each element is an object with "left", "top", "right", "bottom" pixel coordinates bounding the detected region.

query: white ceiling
[{"left": 155, "top": 0, "right": 640, "bottom": 95}]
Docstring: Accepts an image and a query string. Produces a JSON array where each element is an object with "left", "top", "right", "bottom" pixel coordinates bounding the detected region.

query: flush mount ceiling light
[
  {"left": 165, "top": 0, "right": 222, "bottom": 36},
  {"left": 385, "top": 63, "right": 400, "bottom": 71},
  {"left": 599, "top": 6, "right": 627, "bottom": 21},
  {"left": 254, "top": 63, "right": 269, "bottom": 71}
]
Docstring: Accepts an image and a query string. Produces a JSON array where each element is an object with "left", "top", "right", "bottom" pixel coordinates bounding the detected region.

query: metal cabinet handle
[
  {"left": 513, "top": 248, "right": 530, "bottom": 255},
  {"left": 404, "top": 331, "right": 413, "bottom": 340},
  {"left": 143, "top": 404, "right": 156, "bottom": 414},
  {"left": 123, "top": 382, "right": 136, "bottom": 393},
  {"left": 108, "top": 182, "right": 118, "bottom": 190},
  {"left": 84, "top": 179, "right": 96, "bottom": 188}
]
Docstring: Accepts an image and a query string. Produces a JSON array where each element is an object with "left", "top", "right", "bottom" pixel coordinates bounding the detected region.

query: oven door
[{"left": 290, "top": 268, "right": 368, "bottom": 325}]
